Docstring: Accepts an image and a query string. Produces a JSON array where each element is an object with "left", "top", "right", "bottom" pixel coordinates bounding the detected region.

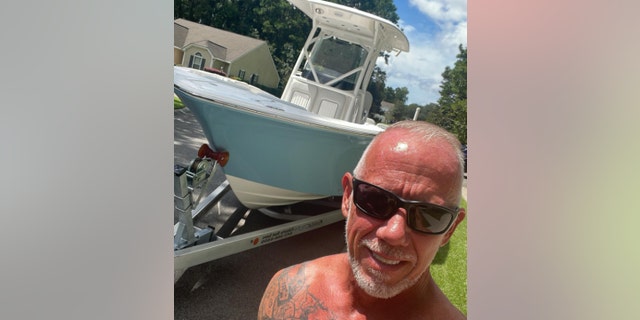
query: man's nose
[{"left": 375, "top": 210, "right": 410, "bottom": 247}]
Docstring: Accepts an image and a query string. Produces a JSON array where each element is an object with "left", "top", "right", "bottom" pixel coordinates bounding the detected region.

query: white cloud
[
  {"left": 377, "top": 1, "right": 467, "bottom": 105},
  {"left": 410, "top": 0, "right": 467, "bottom": 22},
  {"left": 441, "top": 20, "right": 467, "bottom": 49},
  {"left": 378, "top": 33, "right": 447, "bottom": 105}
]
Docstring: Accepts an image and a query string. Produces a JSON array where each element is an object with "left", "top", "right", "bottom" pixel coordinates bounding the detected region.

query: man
[{"left": 258, "top": 121, "right": 467, "bottom": 319}]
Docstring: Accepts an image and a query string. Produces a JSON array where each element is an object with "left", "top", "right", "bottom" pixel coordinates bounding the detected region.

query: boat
[{"left": 173, "top": 0, "right": 409, "bottom": 209}]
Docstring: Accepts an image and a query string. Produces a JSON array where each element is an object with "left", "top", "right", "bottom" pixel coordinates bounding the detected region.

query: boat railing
[{"left": 282, "top": 33, "right": 376, "bottom": 123}]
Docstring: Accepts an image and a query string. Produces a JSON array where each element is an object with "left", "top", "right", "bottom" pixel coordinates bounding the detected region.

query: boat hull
[{"left": 174, "top": 68, "right": 382, "bottom": 209}]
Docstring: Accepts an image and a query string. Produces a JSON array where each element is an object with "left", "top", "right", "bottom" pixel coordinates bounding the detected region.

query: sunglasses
[{"left": 352, "top": 177, "right": 459, "bottom": 235}]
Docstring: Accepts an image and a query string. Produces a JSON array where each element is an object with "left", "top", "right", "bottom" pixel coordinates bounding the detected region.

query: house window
[
  {"left": 250, "top": 74, "right": 259, "bottom": 85},
  {"left": 238, "top": 69, "right": 246, "bottom": 80},
  {"left": 189, "top": 52, "right": 206, "bottom": 70}
]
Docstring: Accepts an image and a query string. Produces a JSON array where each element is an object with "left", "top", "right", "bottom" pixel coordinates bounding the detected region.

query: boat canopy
[
  {"left": 288, "top": 0, "right": 409, "bottom": 53},
  {"left": 282, "top": 0, "right": 409, "bottom": 124}
]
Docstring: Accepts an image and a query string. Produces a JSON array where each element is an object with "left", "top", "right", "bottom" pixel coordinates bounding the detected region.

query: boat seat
[
  {"left": 285, "top": 79, "right": 317, "bottom": 111},
  {"left": 310, "top": 88, "right": 347, "bottom": 119},
  {"left": 284, "top": 78, "right": 353, "bottom": 122}
]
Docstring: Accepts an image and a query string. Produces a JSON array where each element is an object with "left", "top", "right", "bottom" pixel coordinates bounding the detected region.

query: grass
[
  {"left": 174, "top": 94, "right": 185, "bottom": 109},
  {"left": 431, "top": 197, "right": 467, "bottom": 315}
]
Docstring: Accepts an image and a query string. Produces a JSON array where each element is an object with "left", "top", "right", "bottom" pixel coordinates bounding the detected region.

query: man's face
[{"left": 341, "top": 132, "right": 463, "bottom": 299}]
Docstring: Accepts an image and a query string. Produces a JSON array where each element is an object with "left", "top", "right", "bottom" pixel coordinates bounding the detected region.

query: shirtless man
[{"left": 258, "top": 121, "right": 467, "bottom": 319}]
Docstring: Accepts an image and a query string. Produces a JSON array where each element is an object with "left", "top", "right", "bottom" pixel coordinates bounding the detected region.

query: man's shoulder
[
  {"left": 271, "top": 254, "right": 345, "bottom": 288},
  {"left": 309, "top": 253, "right": 347, "bottom": 269},
  {"left": 259, "top": 254, "right": 350, "bottom": 320}
]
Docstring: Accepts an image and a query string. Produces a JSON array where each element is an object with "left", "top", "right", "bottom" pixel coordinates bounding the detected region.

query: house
[
  {"left": 174, "top": 19, "right": 280, "bottom": 89},
  {"left": 375, "top": 101, "right": 395, "bottom": 123},
  {"left": 380, "top": 101, "right": 395, "bottom": 113}
]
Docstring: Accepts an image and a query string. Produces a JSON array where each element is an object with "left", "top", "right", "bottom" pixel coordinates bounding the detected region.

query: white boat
[{"left": 173, "top": 0, "right": 409, "bottom": 209}]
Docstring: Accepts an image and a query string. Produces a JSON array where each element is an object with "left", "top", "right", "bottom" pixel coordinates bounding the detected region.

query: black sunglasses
[{"left": 352, "top": 177, "right": 459, "bottom": 235}]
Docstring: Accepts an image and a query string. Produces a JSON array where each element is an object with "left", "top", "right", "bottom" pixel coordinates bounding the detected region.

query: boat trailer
[{"left": 174, "top": 144, "right": 344, "bottom": 283}]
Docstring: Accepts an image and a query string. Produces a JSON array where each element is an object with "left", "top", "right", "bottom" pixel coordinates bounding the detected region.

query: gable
[
  {"left": 174, "top": 19, "right": 265, "bottom": 62},
  {"left": 174, "top": 23, "right": 188, "bottom": 48}
]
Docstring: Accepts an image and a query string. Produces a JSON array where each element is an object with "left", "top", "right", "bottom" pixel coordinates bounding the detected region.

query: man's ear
[
  {"left": 440, "top": 207, "right": 466, "bottom": 247},
  {"left": 341, "top": 172, "right": 353, "bottom": 218}
]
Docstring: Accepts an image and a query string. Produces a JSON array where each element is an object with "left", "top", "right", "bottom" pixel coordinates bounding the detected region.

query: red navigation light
[{"left": 197, "top": 144, "right": 229, "bottom": 167}]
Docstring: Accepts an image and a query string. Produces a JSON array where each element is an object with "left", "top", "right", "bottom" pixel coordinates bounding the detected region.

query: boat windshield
[{"left": 302, "top": 37, "right": 368, "bottom": 91}]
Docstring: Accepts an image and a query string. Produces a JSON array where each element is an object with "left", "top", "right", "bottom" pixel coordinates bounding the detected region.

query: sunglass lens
[
  {"left": 355, "top": 183, "right": 396, "bottom": 219},
  {"left": 408, "top": 206, "right": 454, "bottom": 234}
]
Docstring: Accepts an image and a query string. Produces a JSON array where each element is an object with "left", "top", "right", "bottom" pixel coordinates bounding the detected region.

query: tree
[
  {"left": 382, "top": 86, "right": 410, "bottom": 122},
  {"left": 253, "top": 0, "right": 311, "bottom": 88},
  {"left": 432, "top": 45, "right": 467, "bottom": 144},
  {"left": 367, "top": 66, "right": 388, "bottom": 116},
  {"left": 337, "top": 0, "right": 399, "bottom": 24},
  {"left": 439, "top": 44, "right": 467, "bottom": 106}
]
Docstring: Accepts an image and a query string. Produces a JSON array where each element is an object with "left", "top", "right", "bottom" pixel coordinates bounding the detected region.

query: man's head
[{"left": 341, "top": 120, "right": 466, "bottom": 299}]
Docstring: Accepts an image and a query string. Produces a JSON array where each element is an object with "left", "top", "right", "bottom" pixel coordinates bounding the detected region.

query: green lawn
[
  {"left": 174, "top": 95, "right": 185, "bottom": 109},
  {"left": 431, "top": 197, "right": 467, "bottom": 315}
]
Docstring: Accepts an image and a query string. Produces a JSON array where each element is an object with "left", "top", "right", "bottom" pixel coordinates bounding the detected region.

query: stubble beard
[{"left": 345, "top": 226, "right": 423, "bottom": 299}]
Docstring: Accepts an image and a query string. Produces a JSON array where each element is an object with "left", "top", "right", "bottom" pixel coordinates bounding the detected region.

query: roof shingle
[{"left": 174, "top": 19, "right": 266, "bottom": 62}]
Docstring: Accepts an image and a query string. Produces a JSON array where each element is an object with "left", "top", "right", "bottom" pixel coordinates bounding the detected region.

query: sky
[{"left": 378, "top": 0, "right": 467, "bottom": 105}]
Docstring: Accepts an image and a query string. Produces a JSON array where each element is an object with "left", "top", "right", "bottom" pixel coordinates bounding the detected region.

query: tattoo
[{"left": 259, "top": 263, "right": 337, "bottom": 320}]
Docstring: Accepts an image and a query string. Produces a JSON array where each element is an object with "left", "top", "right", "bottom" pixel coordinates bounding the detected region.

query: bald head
[{"left": 354, "top": 121, "right": 464, "bottom": 205}]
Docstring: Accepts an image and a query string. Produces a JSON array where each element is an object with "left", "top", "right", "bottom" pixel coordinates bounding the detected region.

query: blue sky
[{"left": 378, "top": 0, "right": 467, "bottom": 105}]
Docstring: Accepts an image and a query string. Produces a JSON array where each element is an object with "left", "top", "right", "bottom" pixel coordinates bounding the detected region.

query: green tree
[
  {"left": 383, "top": 86, "right": 408, "bottom": 106},
  {"left": 406, "top": 103, "right": 426, "bottom": 121},
  {"left": 432, "top": 45, "right": 467, "bottom": 144},
  {"left": 367, "top": 66, "right": 388, "bottom": 117},
  {"left": 439, "top": 45, "right": 467, "bottom": 106},
  {"left": 337, "top": 0, "right": 399, "bottom": 24},
  {"left": 423, "top": 102, "right": 441, "bottom": 123},
  {"left": 175, "top": 0, "right": 260, "bottom": 36},
  {"left": 383, "top": 86, "right": 410, "bottom": 122},
  {"left": 253, "top": 0, "right": 311, "bottom": 88}
]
